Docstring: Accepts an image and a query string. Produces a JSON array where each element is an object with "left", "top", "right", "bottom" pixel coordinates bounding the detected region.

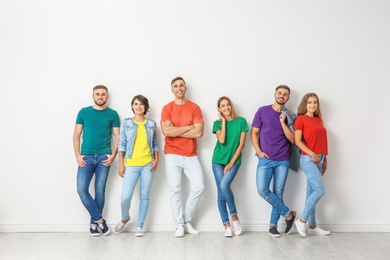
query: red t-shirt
[
  {"left": 161, "top": 100, "right": 204, "bottom": 156},
  {"left": 294, "top": 115, "right": 328, "bottom": 155}
]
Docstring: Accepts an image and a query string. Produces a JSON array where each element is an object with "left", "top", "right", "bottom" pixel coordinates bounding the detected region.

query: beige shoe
[{"left": 184, "top": 222, "right": 200, "bottom": 235}]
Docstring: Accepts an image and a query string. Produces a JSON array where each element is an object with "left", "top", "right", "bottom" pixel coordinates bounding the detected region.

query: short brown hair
[
  {"left": 171, "top": 76, "right": 185, "bottom": 86},
  {"left": 275, "top": 85, "right": 290, "bottom": 94},
  {"left": 93, "top": 85, "right": 108, "bottom": 92}
]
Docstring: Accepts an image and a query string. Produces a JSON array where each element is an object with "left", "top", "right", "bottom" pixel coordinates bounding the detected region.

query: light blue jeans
[
  {"left": 76, "top": 154, "right": 110, "bottom": 224},
  {"left": 121, "top": 162, "right": 154, "bottom": 228},
  {"left": 256, "top": 157, "right": 291, "bottom": 227},
  {"left": 300, "top": 154, "right": 325, "bottom": 226},
  {"left": 212, "top": 163, "right": 240, "bottom": 225},
  {"left": 165, "top": 154, "right": 205, "bottom": 228}
]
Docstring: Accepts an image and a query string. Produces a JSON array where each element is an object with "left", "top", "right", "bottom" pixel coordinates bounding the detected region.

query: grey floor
[{"left": 1, "top": 231, "right": 389, "bottom": 259}]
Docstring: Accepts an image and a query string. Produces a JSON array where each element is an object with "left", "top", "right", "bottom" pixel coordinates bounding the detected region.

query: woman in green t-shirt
[{"left": 212, "top": 96, "right": 249, "bottom": 237}]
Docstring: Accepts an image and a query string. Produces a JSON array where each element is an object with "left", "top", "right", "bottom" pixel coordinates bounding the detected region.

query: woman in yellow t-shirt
[{"left": 115, "top": 95, "right": 159, "bottom": 237}]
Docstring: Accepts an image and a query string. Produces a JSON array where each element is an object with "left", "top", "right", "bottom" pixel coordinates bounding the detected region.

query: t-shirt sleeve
[
  {"left": 251, "top": 108, "right": 262, "bottom": 128},
  {"left": 294, "top": 116, "right": 304, "bottom": 130},
  {"left": 75, "top": 109, "right": 84, "bottom": 125},
  {"left": 212, "top": 120, "right": 221, "bottom": 134},
  {"left": 241, "top": 117, "right": 249, "bottom": 132},
  {"left": 192, "top": 105, "right": 204, "bottom": 124},
  {"left": 160, "top": 104, "right": 170, "bottom": 123},
  {"left": 113, "top": 111, "right": 120, "bottom": 128}
]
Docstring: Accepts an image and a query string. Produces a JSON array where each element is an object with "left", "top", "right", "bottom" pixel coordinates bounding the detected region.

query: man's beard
[{"left": 94, "top": 100, "right": 107, "bottom": 107}]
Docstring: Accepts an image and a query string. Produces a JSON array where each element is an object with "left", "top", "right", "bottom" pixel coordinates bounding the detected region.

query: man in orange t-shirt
[{"left": 161, "top": 76, "right": 205, "bottom": 238}]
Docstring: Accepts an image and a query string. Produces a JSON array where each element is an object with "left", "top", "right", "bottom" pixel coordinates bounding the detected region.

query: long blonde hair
[
  {"left": 297, "top": 92, "right": 323, "bottom": 122},
  {"left": 217, "top": 96, "right": 239, "bottom": 120}
]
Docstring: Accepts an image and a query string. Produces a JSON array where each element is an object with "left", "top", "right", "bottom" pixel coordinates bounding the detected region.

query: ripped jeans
[{"left": 256, "top": 157, "right": 291, "bottom": 227}]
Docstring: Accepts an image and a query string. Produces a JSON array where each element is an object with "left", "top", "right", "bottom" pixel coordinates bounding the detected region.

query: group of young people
[{"left": 73, "top": 76, "right": 330, "bottom": 239}]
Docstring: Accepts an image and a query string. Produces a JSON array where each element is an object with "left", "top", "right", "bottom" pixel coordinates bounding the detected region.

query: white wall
[{"left": 1, "top": 0, "right": 389, "bottom": 232}]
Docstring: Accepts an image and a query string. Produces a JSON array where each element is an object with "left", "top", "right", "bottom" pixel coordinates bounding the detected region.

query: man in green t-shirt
[{"left": 73, "top": 85, "right": 120, "bottom": 236}]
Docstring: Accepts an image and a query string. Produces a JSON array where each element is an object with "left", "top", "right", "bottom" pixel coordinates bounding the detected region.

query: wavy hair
[
  {"left": 217, "top": 96, "right": 239, "bottom": 120},
  {"left": 297, "top": 92, "right": 323, "bottom": 122}
]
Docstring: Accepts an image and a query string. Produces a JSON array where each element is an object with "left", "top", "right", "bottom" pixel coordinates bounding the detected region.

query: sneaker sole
[{"left": 269, "top": 233, "right": 281, "bottom": 238}]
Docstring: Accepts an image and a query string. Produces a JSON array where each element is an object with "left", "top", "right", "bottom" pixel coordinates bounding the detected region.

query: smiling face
[
  {"left": 132, "top": 98, "right": 145, "bottom": 116},
  {"left": 306, "top": 96, "right": 318, "bottom": 115},
  {"left": 92, "top": 88, "right": 108, "bottom": 108},
  {"left": 218, "top": 99, "right": 232, "bottom": 117},
  {"left": 171, "top": 79, "right": 187, "bottom": 99},
  {"left": 274, "top": 87, "right": 290, "bottom": 105}
]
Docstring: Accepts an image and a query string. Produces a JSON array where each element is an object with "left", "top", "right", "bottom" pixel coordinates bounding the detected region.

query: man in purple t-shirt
[{"left": 250, "top": 85, "right": 298, "bottom": 238}]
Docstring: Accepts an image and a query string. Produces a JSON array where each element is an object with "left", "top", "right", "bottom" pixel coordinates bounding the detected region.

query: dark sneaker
[
  {"left": 99, "top": 219, "right": 110, "bottom": 236},
  {"left": 269, "top": 226, "right": 281, "bottom": 238},
  {"left": 90, "top": 224, "right": 101, "bottom": 237},
  {"left": 285, "top": 211, "right": 298, "bottom": 235}
]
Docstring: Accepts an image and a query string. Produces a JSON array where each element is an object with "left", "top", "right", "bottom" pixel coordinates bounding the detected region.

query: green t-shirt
[
  {"left": 76, "top": 106, "right": 120, "bottom": 155},
  {"left": 212, "top": 117, "right": 249, "bottom": 165}
]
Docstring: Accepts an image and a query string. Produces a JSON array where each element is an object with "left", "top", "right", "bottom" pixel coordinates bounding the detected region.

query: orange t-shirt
[{"left": 161, "top": 100, "right": 204, "bottom": 156}]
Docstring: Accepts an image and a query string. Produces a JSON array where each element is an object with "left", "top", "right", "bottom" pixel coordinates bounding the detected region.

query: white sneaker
[
  {"left": 135, "top": 227, "right": 145, "bottom": 237},
  {"left": 295, "top": 220, "right": 307, "bottom": 238},
  {"left": 114, "top": 218, "right": 130, "bottom": 233},
  {"left": 224, "top": 226, "right": 233, "bottom": 237},
  {"left": 232, "top": 220, "right": 242, "bottom": 236},
  {"left": 308, "top": 226, "right": 331, "bottom": 236},
  {"left": 184, "top": 222, "right": 200, "bottom": 235},
  {"left": 175, "top": 225, "right": 185, "bottom": 237}
]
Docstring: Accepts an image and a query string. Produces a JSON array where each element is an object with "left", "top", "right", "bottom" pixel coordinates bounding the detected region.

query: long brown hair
[
  {"left": 297, "top": 92, "right": 323, "bottom": 122},
  {"left": 217, "top": 96, "right": 239, "bottom": 120}
]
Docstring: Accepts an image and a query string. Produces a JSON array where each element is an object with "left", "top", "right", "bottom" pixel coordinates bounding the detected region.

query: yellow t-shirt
[{"left": 125, "top": 120, "right": 153, "bottom": 167}]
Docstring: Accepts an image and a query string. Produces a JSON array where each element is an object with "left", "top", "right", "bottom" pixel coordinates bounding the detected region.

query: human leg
[
  {"left": 165, "top": 154, "right": 184, "bottom": 228},
  {"left": 94, "top": 154, "right": 110, "bottom": 221},
  {"left": 256, "top": 158, "right": 290, "bottom": 228},
  {"left": 220, "top": 164, "right": 240, "bottom": 218},
  {"left": 121, "top": 166, "right": 141, "bottom": 221},
  {"left": 182, "top": 156, "right": 205, "bottom": 224},
  {"left": 270, "top": 161, "right": 289, "bottom": 227},
  {"left": 76, "top": 154, "right": 103, "bottom": 224},
  {"left": 212, "top": 163, "right": 230, "bottom": 225},
  {"left": 300, "top": 155, "right": 325, "bottom": 224},
  {"left": 137, "top": 162, "right": 154, "bottom": 228}
]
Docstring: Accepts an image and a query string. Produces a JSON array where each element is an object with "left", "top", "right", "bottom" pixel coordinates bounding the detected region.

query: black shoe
[
  {"left": 99, "top": 219, "right": 110, "bottom": 236},
  {"left": 285, "top": 211, "right": 297, "bottom": 235},
  {"left": 269, "top": 226, "right": 281, "bottom": 238},
  {"left": 89, "top": 224, "right": 101, "bottom": 237}
]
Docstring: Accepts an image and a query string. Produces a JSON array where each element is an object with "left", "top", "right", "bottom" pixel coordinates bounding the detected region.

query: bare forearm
[
  {"left": 181, "top": 127, "right": 203, "bottom": 138},
  {"left": 73, "top": 134, "right": 81, "bottom": 156},
  {"left": 250, "top": 130, "right": 262, "bottom": 155},
  {"left": 163, "top": 125, "right": 193, "bottom": 137},
  {"left": 281, "top": 123, "right": 294, "bottom": 143}
]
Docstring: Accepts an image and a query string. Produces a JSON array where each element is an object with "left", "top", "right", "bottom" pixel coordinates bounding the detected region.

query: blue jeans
[
  {"left": 300, "top": 154, "right": 325, "bottom": 226},
  {"left": 256, "top": 157, "right": 291, "bottom": 227},
  {"left": 76, "top": 154, "right": 110, "bottom": 224},
  {"left": 121, "top": 162, "right": 154, "bottom": 228},
  {"left": 165, "top": 154, "right": 205, "bottom": 228},
  {"left": 212, "top": 163, "right": 240, "bottom": 225}
]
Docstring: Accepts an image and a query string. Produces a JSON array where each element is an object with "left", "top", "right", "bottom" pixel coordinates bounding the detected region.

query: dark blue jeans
[{"left": 77, "top": 154, "right": 110, "bottom": 224}]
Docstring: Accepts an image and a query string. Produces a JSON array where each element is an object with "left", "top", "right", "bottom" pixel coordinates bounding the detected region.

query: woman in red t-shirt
[{"left": 293, "top": 93, "right": 331, "bottom": 237}]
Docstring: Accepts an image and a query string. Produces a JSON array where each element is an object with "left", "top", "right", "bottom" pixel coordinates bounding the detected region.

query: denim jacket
[
  {"left": 281, "top": 107, "right": 301, "bottom": 172},
  {"left": 118, "top": 118, "right": 159, "bottom": 163}
]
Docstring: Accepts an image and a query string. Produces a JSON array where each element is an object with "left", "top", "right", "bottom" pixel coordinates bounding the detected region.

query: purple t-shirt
[{"left": 252, "top": 105, "right": 290, "bottom": 161}]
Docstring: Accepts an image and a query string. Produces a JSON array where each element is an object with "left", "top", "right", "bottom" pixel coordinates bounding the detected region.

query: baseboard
[{"left": 1, "top": 224, "right": 390, "bottom": 233}]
